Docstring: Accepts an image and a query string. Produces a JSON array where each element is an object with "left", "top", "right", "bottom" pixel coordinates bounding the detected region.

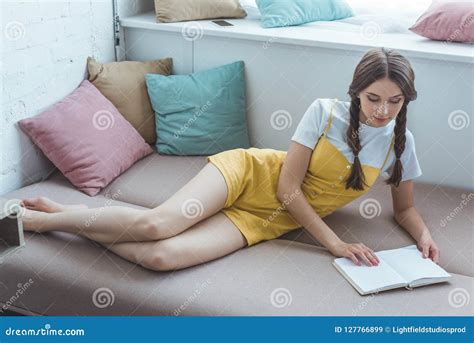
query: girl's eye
[{"left": 367, "top": 97, "right": 401, "bottom": 104}]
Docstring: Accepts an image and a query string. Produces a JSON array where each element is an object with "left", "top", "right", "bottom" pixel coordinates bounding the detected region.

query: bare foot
[
  {"left": 20, "top": 196, "right": 88, "bottom": 213},
  {"left": 20, "top": 208, "right": 48, "bottom": 232}
]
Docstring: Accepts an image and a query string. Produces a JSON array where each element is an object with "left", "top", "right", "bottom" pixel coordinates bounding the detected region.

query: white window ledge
[{"left": 121, "top": 11, "right": 473, "bottom": 64}]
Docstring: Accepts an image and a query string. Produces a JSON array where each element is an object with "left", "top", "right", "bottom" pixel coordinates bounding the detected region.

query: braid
[
  {"left": 345, "top": 47, "right": 417, "bottom": 190},
  {"left": 345, "top": 97, "right": 368, "bottom": 190},
  {"left": 385, "top": 103, "right": 408, "bottom": 187}
]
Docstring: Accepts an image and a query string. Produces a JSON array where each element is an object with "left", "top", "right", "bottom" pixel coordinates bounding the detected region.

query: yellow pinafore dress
[{"left": 207, "top": 99, "right": 395, "bottom": 247}]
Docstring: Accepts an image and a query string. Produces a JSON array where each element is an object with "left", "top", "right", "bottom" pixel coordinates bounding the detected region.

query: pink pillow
[
  {"left": 409, "top": 1, "right": 474, "bottom": 42},
  {"left": 18, "top": 80, "right": 153, "bottom": 196}
]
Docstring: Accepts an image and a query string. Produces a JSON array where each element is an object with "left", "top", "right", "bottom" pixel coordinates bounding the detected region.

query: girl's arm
[
  {"left": 277, "top": 141, "right": 379, "bottom": 267},
  {"left": 391, "top": 180, "right": 440, "bottom": 263}
]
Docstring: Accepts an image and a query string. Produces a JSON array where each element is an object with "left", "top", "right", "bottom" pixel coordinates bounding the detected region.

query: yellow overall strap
[
  {"left": 322, "top": 98, "right": 337, "bottom": 136},
  {"left": 381, "top": 133, "right": 396, "bottom": 171}
]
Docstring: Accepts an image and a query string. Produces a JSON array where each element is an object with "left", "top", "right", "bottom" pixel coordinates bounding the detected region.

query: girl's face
[{"left": 358, "top": 77, "right": 405, "bottom": 128}]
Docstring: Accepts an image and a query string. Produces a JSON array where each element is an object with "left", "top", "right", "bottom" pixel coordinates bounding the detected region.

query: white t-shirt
[{"left": 290, "top": 98, "right": 422, "bottom": 182}]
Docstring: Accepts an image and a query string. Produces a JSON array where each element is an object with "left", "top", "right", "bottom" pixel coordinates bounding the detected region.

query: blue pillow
[
  {"left": 256, "top": 0, "right": 354, "bottom": 28},
  {"left": 145, "top": 61, "right": 251, "bottom": 155}
]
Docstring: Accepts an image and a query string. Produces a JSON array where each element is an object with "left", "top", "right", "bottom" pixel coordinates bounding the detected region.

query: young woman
[{"left": 19, "top": 47, "right": 440, "bottom": 272}]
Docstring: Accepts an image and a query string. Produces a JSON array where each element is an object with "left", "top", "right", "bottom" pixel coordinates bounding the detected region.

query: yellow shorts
[{"left": 207, "top": 148, "right": 301, "bottom": 247}]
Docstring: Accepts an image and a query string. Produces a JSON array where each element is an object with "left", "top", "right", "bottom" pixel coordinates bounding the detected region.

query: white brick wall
[{"left": 0, "top": 0, "right": 152, "bottom": 195}]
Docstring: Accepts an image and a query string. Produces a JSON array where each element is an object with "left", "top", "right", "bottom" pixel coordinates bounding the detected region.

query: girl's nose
[{"left": 377, "top": 101, "right": 389, "bottom": 116}]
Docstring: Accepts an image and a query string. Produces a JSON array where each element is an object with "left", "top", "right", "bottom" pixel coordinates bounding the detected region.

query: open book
[{"left": 333, "top": 245, "right": 451, "bottom": 295}]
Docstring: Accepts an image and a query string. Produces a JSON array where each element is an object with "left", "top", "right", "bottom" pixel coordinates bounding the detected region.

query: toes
[
  {"left": 23, "top": 197, "right": 40, "bottom": 204},
  {"left": 21, "top": 198, "right": 37, "bottom": 208},
  {"left": 21, "top": 197, "right": 57, "bottom": 213}
]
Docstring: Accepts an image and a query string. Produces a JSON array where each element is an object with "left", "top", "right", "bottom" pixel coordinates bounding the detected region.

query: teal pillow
[
  {"left": 146, "top": 61, "right": 251, "bottom": 155},
  {"left": 256, "top": 0, "right": 354, "bottom": 28}
]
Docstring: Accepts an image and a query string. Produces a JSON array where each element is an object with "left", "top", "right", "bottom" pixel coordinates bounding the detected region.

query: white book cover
[{"left": 333, "top": 245, "right": 451, "bottom": 295}]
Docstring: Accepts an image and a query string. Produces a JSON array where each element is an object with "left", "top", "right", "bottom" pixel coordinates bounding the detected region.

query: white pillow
[
  {"left": 239, "top": 0, "right": 260, "bottom": 19},
  {"left": 345, "top": 0, "right": 431, "bottom": 20},
  {"left": 338, "top": 14, "right": 412, "bottom": 33},
  {"left": 341, "top": 0, "right": 432, "bottom": 33}
]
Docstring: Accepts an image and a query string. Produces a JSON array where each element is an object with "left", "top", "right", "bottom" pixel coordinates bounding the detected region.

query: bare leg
[
  {"left": 103, "top": 211, "right": 247, "bottom": 271},
  {"left": 20, "top": 162, "right": 228, "bottom": 244},
  {"left": 21, "top": 206, "right": 153, "bottom": 243},
  {"left": 140, "top": 161, "right": 229, "bottom": 239}
]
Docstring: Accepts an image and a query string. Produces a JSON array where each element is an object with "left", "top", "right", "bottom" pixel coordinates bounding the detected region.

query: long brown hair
[{"left": 345, "top": 47, "right": 417, "bottom": 190}]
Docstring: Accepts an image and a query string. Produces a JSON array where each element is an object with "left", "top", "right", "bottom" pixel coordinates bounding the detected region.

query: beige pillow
[
  {"left": 87, "top": 57, "right": 172, "bottom": 144},
  {"left": 154, "top": 0, "right": 247, "bottom": 23}
]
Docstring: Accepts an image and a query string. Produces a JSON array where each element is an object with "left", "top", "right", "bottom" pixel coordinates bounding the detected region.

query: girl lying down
[{"left": 19, "top": 47, "right": 440, "bottom": 272}]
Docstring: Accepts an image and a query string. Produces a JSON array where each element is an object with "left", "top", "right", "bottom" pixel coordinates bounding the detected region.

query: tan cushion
[
  {"left": 1, "top": 169, "right": 473, "bottom": 315},
  {"left": 102, "top": 147, "right": 209, "bottom": 208},
  {"left": 154, "top": 0, "right": 246, "bottom": 23},
  {"left": 87, "top": 57, "right": 172, "bottom": 144},
  {"left": 0, "top": 227, "right": 472, "bottom": 316}
]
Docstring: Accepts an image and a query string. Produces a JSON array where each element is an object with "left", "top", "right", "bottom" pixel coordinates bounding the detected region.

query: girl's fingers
[
  {"left": 368, "top": 251, "right": 379, "bottom": 265},
  {"left": 430, "top": 247, "right": 440, "bottom": 264},
  {"left": 365, "top": 248, "right": 379, "bottom": 264},
  {"left": 361, "top": 244, "right": 380, "bottom": 264},
  {"left": 373, "top": 252, "right": 380, "bottom": 263},
  {"left": 421, "top": 245, "right": 429, "bottom": 258},
  {"left": 357, "top": 250, "right": 373, "bottom": 266},
  {"left": 345, "top": 246, "right": 381, "bottom": 266},
  {"left": 362, "top": 249, "right": 376, "bottom": 265},
  {"left": 347, "top": 253, "right": 360, "bottom": 266}
]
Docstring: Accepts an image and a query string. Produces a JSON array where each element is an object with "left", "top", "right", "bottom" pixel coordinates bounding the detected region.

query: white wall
[{"left": 0, "top": 0, "right": 151, "bottom": 195}]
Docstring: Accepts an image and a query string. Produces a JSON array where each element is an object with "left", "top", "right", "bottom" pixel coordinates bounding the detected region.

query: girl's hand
[
  {"left": 417, "top": 231, "right": 440, "bottom": 264},
  {"left": 329, "top": 241, "right": 380, "bottom": 267}
]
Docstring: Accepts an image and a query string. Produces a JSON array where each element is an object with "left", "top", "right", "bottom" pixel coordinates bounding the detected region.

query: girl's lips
[{"left": 373, "top": 116, "right": 389, "bottom": 123}]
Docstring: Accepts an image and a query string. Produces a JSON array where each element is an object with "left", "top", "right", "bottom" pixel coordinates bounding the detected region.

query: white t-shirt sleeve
[
  {"left": 382, "top": 129, "right": 422, "bottom": 182},
  {"left": 290, "top": 98, "right": 325, "bottom": 150}
]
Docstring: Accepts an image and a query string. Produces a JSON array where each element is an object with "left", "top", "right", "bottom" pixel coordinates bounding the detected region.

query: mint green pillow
[
  {"left": 146, "top": 61, "right": 250, "bottom": 155},
  {"left": 256, "top": 0, "right": 354, "bottom": 28}
]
